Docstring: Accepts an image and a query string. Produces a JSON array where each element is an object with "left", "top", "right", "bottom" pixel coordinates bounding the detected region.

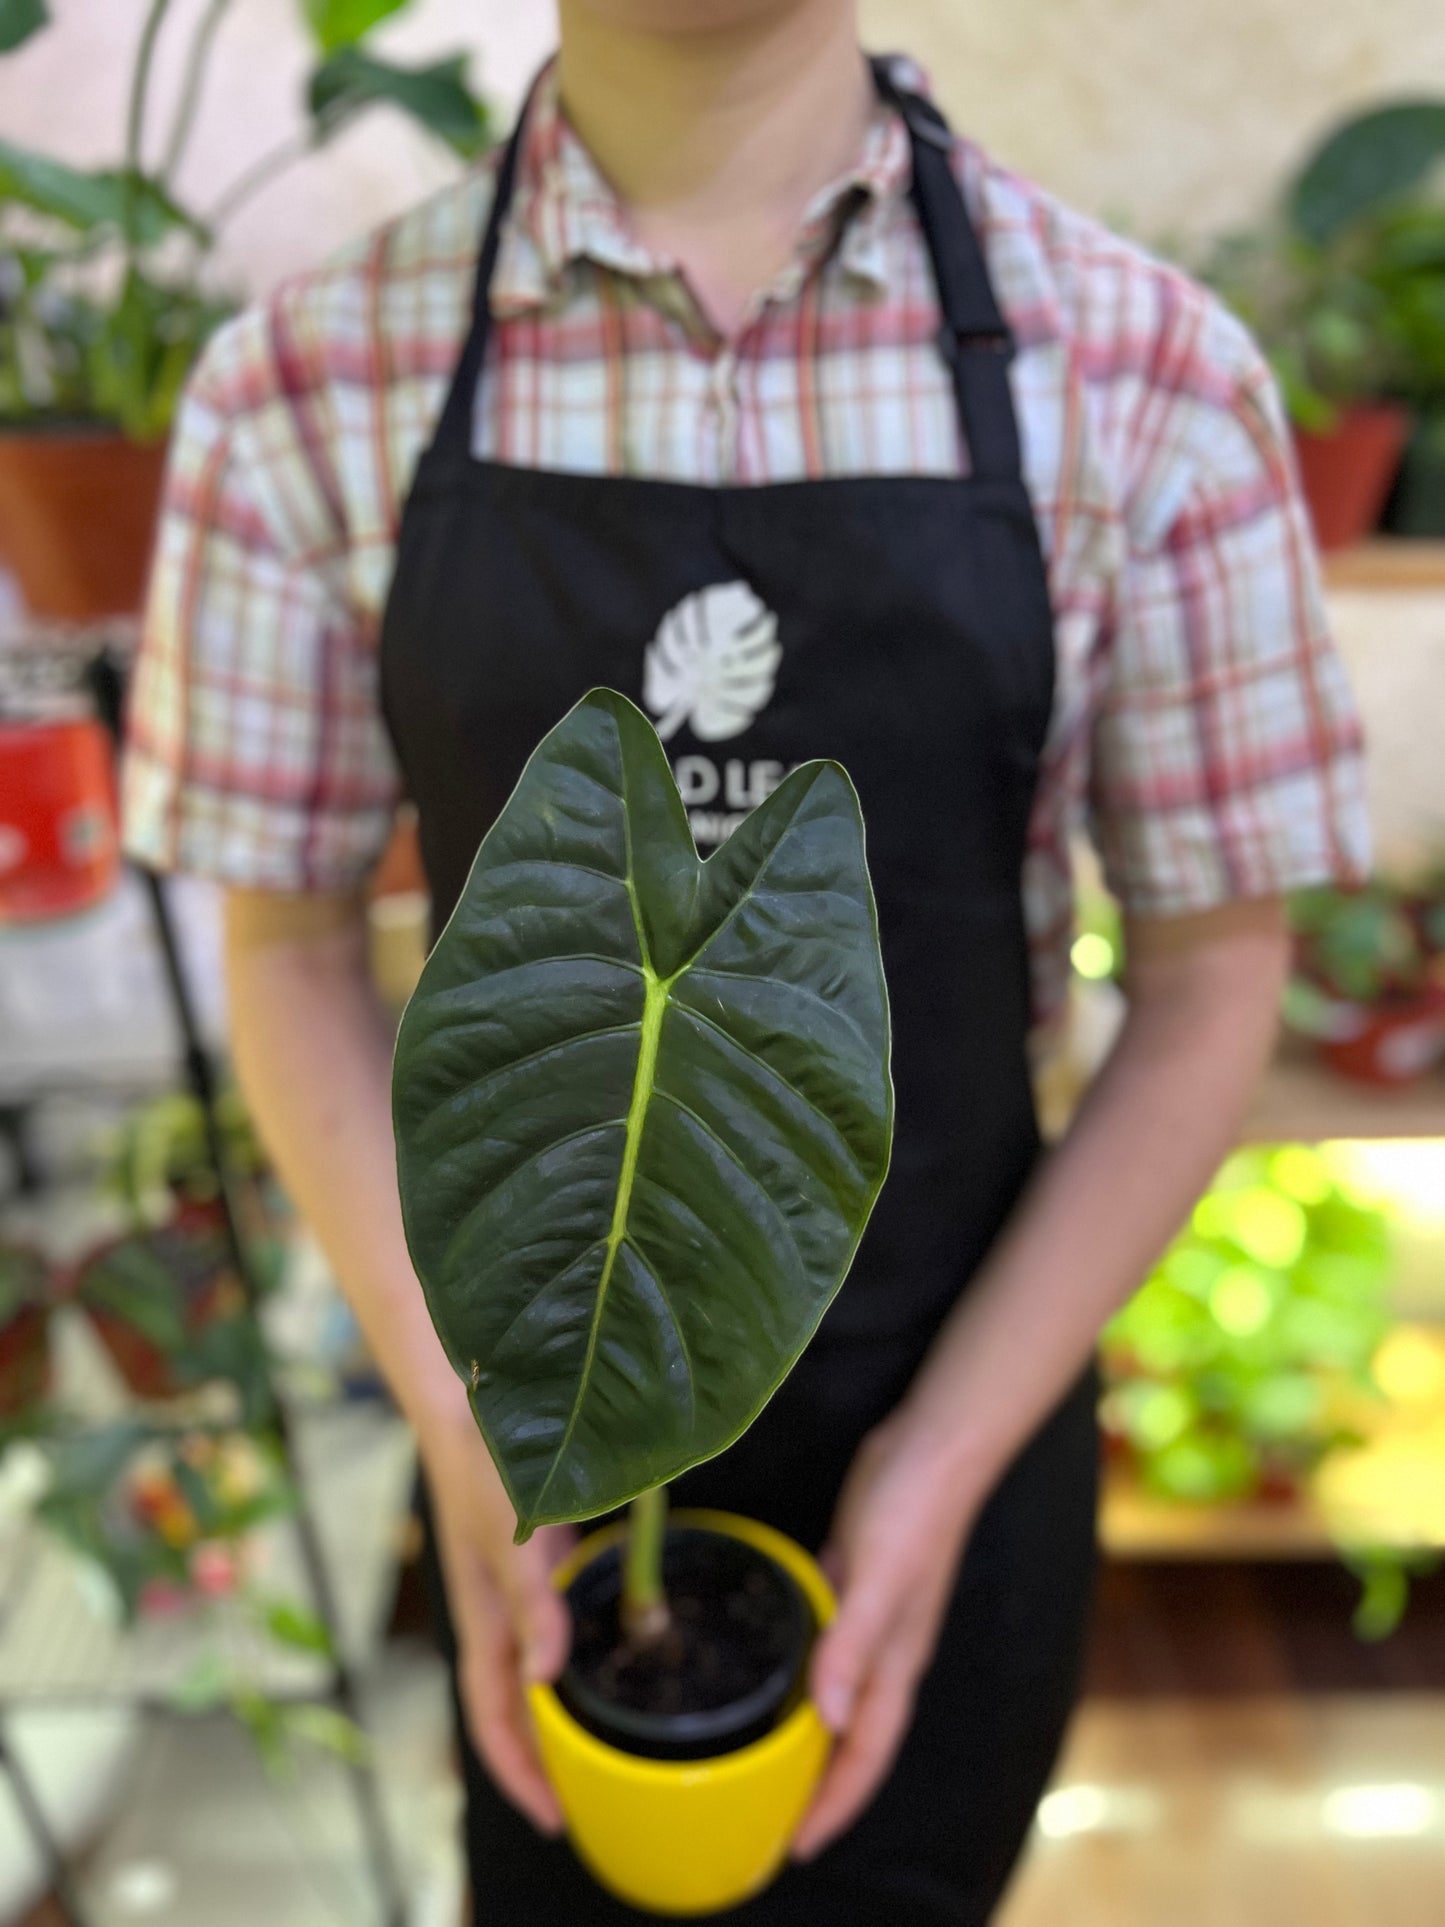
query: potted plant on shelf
[
  {"left": 71, "top": 1215, "right": 274, "bottom": 1425},
  {"left": 1100, "top": 1144, "right": 1392, "bottom": 1507},
  {"left": 28, "top": 1415, "right": 365, "bottom": 1768},
  {"left": 0, "top": 0, "right": 491, "bottom": 619},
  {"left": 1198, "top": 97, "right": 1445, "bottom": 549},
  {"left": 99, "top": 1082, "right": 285, "bottom": 1245},
  {"left": 1285, "top": 879, "right": 1445, "bottom": 1086},
  {"left": 393, "top": 690, "right": 893, "bottom": 1915}
]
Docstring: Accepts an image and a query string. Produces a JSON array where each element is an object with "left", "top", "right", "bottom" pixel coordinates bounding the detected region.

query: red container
[
  {"left": 1317, "top": 985, "right": 1445, "bottom": 1087},
  {"left": 1292, "top": 404, "right": 1413, "bottom": 552},
  {"left": 0, "top": 717, "right": 120, "bottom": 923}
]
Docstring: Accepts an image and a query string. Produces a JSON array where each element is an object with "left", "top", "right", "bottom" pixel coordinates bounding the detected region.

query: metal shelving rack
[{"left": 0, "top": 637, "right": 407, "bottom": 1927}]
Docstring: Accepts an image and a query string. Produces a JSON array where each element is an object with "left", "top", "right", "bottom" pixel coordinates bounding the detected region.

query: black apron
[{"left": 384, "top": 62, "right": 1100, "bottom": 1926}]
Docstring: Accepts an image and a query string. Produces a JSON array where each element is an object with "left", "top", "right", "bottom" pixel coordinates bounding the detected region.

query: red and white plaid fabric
[{"left": 122, "top": 58, "right": 1368, "bottom": 1030}]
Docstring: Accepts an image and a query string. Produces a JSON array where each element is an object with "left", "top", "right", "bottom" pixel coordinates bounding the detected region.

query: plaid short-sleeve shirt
[{"left": 121, "top": 59, "right": 1369, "bottom": 1030}]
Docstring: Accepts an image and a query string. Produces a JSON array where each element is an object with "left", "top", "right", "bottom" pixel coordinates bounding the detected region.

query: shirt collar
[{"left": 490, "top": 57, "right": 918, "bottom": 318}]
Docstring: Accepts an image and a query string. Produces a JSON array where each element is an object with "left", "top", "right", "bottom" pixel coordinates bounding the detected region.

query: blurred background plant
[
  {"left": 1101, "top": 1144, "right": 1393, "bottom": 1508},
  {"left": 1190, "top": 97, "right": 1445, "bottom": 544},
  {"left": 1285, "top": 880, "right": 1445, "bottom": 1085},
  {"left": 97, "top": 1083, "right": 283, "bottom": 1236},
  {"left": 0, "top": 0, "right": 492, "bottom": 438},
  {"left": 18, "top": 1416, "right": 366, "bottom": 1768},
  {"left": 0, "top": 1067, "right": 368, "bottom": 1769},
  {"left": 1197, "top": 100, "right": 1445, "bottom": 429},
  {"left": 1099, "top": 1143, "right": 1445, "bottom": 1636}
]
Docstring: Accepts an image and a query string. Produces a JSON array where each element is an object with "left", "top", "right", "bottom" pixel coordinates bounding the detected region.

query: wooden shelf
[
  {"left": 1101, "top": 1470, "right": 1333, "bottom": 1561},
  {"left": 1040, "top": 1030, "right": 1445, "bottom": 1148},
  {"left": 1323, "top": 540, "right": 1445, "bottom": 592},
  {"left": 1242, "top": 1040, "right": 1445, "bottom": 1143}
]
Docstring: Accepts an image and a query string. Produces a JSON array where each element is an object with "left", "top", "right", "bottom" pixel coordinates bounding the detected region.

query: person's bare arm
[
  {"left": 796, "top": 896, "right": 1289, "bottom": 1858},
  {"left": 224, "top": 888, "right": 569, "bottom": 1832}
]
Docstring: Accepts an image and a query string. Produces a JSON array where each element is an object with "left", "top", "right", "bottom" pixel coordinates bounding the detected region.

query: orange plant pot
[
  {"left": 1292, "top": 404, "right": 1413, "bottom": 552},
  {"left": 0, "top": 430, "right": 168, "bottom": 620},
  {"left": 0, "top": 717, "right": 120, "bottom": 923}
]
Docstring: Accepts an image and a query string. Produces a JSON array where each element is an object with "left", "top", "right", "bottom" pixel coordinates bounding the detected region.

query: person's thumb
[
  {"left": 809, "top": 1562, "right": 895, "bottom": 1735},
  {"left": 511, "top": 1554, "right": 571, "bottom": 1685}
]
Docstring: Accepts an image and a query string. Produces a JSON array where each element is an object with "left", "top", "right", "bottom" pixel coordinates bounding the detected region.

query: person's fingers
[
  {"left": 457, "top": 1594, "right": 564, "bottom": 1834},
  {"left": 808, "top": 1552, "right": 899, "bottom": 1734},
  {"left": 515, "top": 1556, "right": 572, "bottom": 1684},
  {"left": 496, "top": 1527, "right": 574, "bottom": 1684},
  {"left": 792, "top": 1646, "right": 918, "bottom": 1861}
]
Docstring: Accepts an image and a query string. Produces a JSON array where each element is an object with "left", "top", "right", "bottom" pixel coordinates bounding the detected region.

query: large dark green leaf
[
  {"left": 308, "top": 48, "right": 489, "bottom": 158},
  {"left": 0, "top": 0, "right": 48, "bottom": 54},
  {"left": 393, "top": 690, "right": 892, "bottom": 1538},
  {"left": 1292, "top": 100, "right": 1445, "bottom": 246},
  {"left": 0, "top": 143, "right": 197, "bottom": 242},
  {"left": 301, "top": 0, "right": 405, "bottom": 55}
]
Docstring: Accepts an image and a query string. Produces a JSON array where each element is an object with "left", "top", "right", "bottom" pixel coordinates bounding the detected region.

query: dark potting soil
[{"left": 558, "top": 1527, "right": 813, "bottom": 1761}]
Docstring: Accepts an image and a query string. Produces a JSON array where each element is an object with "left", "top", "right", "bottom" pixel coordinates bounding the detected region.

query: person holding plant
[{"left": 122, "top": 1, "right": 1369, "bottom": 1920}]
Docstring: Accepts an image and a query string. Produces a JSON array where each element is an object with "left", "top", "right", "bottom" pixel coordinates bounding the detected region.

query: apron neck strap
[
  {"left": 870, "top": 57, "right": 1023, "bottom": 485},
  {"left": 431, "top": 74, "right": 534, "bottom": 456},
  {"left": 435, "top": 58, "right": 1023, "bottom": 485}
]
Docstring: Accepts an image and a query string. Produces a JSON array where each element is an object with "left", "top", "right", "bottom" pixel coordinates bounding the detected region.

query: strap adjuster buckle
[{"left": 936, "top": 324, "right": 1015, "bottom": 365}]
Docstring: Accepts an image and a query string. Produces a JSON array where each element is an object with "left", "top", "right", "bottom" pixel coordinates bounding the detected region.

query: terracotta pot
[
  {"left": 1292, "top": 404, "right": 1413, "bottom": 552},
  {"left": 0, "top": 1244, "right": 52, "bottom": 1421},
  {"left": 1316, "top": 984, "right": 1445, "bottom": 1087},
  {"left": 0, "top": 429, "right": 168, "bottom": 620},
  {"left": 74, "top": 1222, "right": 243, "bottom": 1401},
  {"left": 0, "top": 1304, "right": 51, "bottom": 1419}
]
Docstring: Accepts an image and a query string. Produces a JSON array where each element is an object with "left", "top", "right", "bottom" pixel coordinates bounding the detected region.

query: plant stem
[
  {"left": 122, "top": 0, "right": 174, "bottom": 260},
  {"left": 160, "top": 0, "right": 235, "bottom": 187},
  {"left": 621, "top": 1483, "right": 671, "bottom": 1647}
]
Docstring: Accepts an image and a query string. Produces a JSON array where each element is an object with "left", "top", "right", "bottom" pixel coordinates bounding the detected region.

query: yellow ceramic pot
[{"left": 529, "top": 1507, "right": 835, "bottom": 1917}]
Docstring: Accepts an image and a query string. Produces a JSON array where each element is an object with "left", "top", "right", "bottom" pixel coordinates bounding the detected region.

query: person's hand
[
  {"left": 792, "top": 1415, "right": 982, "bottom": 1861},
  {"left": 420, "top": 1405, "right": 575, "bottom": 1833}
]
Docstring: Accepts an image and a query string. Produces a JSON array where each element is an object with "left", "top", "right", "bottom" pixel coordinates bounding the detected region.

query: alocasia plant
[{"left": 393, "top": 690, "right": 893, "bottom": 1576}]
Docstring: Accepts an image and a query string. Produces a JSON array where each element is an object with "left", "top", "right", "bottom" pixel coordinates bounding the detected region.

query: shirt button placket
[{"left": 710, "top": 347, "right": 739, "bottom": 483}]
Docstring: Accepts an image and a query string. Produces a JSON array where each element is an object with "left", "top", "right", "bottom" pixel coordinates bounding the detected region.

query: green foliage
[
  {"left": 262, "top": 1597, "right": 335, "bottom": 1658},
  {"left": 0, "top": 0, "right": 47, "bottom": 55},
  {"left": 1344, "top": 1546, "right": 1443, "bottom": 1641},
  {"left": 393, "top": 690, "right": 893, "bottom": 1539},
  {"left": 1196, "top": 98, "right": 1445, "bottom": 427},
  {"left": 36, "top": 1422, "right": 293, "bottom": 1617},
  {"left": 1287, "top": 881, "right": 1435, "bottom": 1009},
  {"left": 1292, "top": 101, "right": 1445, "bottom": 247},
  {"left": 302, "top": 0, "right": 406, "bottom": 54},
  {"left": 100, "top": 1085, "right": 270, "bottom": 1226},
  {"left": 0, "top": 142, "right": 201, "bottom": 243},
  {"left": 1101, "top": 1146, "right": 1393, "bottom": 1506},
  {"left": 0, "top": 0, "right": 489, "bottom": 435},
  {"left": 308, "top": 48, "right": 490, "bottom": 159},
  {"left": 74, "top": 1221, "right": 274, "bottom": 1425}
]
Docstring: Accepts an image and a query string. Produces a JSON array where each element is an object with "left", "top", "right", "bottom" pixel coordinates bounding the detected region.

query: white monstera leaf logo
[{"left": 643, "top": 580, "right": 782, "bottom": 743}]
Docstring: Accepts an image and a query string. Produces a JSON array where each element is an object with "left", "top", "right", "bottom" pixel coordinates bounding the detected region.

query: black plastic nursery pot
[
  {"left": 557, "top": 1523, "right": 813, "bottom": 1762},
  {"left": 528, "top": 1509, "right": 836, "bottom": 1915}
]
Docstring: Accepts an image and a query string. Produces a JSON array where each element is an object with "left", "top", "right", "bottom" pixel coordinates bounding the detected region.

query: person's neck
[{"left": 555, "top": 2, "right": 873, "bottom": 337}]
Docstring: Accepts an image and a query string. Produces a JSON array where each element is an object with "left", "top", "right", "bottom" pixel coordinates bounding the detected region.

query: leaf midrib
[
  {"left": 529, "top": 782, "right": 668, "bottom": 1520},
  {"left": 524, "top": 750, "right": 810, "bottom": 1525}
]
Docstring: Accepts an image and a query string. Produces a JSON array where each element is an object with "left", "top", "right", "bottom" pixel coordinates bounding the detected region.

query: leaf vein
[{"left": 668, "top": 1001, "right": 871, "bottom": 1184}]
